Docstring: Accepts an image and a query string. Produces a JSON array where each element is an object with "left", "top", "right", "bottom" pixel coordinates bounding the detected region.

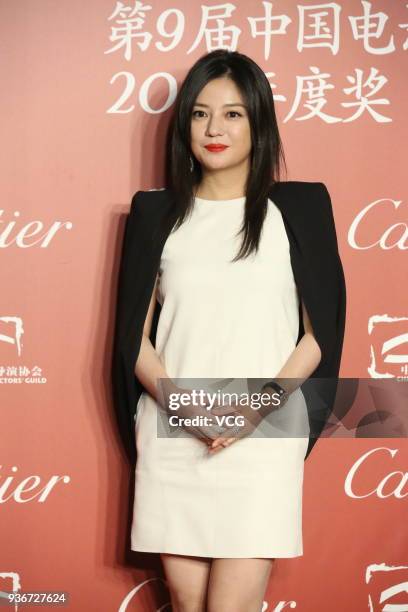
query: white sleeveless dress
[{"left": 130, "top": 195, "right": 310, "bottom": 558}]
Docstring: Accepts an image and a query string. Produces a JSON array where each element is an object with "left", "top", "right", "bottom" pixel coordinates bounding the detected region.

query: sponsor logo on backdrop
[
  {"left": 0, "top": 210, "right": 72, "bottom": 248},
  {"left": 368, "top": 315, "right": 408, "bottom": 378},
  {"left": 0, "top": 317, "right": 47, "bottom": 384},
  {"left": 0, "top": 573, "right": 20, "bottom": 598},
  {"left": 118, "top": 579, "right": 291, "bottom": 612},
  {"left": 345, "top": 447, "right": 408, "bottom": 499},
  {"left": 348, "top": 198, "right": 407, "bottom": 250},
  {"left": 0, "top": 466, "right": 70, "bottom": 504},
  {"left": 0, "top": 317, "right": 23, "bottom": 356},
  {"left": 366, "top": 562, "right": 408, "bottom": 611}
]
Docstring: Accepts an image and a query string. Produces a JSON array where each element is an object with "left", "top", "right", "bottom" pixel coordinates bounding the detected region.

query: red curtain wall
[{"left": 1, "top": 2, "right": 407, "bottom": 610}]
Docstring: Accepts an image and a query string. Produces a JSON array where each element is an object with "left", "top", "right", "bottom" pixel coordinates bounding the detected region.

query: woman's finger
[{"left": 208, "top": 437, "right": 237, "bottom": 453}]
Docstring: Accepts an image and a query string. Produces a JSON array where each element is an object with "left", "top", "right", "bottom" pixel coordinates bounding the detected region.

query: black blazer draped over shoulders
[{"left": 111, "top": 181, "right": 346, "bottom": 464}]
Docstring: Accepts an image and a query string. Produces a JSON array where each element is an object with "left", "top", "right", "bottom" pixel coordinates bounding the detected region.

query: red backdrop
[{"left": 1, "top": 1, "right": 407, "bottom": 610}]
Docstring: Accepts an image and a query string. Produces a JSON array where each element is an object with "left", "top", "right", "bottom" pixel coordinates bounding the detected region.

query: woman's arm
[
  {"left": 273, "top": 297, "right": 321, "bottom": 390},
  {"left": 134, "top": 273, "right": 180, "bottom": 407},
  {"left": 258, "top": 297, "right": 321, "bottom": 418}
]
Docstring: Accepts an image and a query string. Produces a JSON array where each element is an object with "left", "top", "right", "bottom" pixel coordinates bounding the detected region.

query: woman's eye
[{"left": 192, "top": 110, "right": 242, "bottom": 118}]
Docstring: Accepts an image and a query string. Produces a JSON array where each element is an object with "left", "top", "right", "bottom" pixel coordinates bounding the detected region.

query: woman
[{"left": 111, "top": 49, "right": 346, "bottom": 611}]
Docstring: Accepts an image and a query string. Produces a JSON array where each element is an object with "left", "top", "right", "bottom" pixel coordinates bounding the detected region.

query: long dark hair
[{"left": 163, "top": 49, "right": 287, "bottom": 261}]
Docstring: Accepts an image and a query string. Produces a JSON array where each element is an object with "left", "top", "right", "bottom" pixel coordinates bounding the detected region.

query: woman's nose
[{"left": 206, "top": 117, "right": 224, "bottom": 136}]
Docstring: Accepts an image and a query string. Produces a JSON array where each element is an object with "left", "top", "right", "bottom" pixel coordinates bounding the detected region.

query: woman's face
[{"left": 190, "top": 77, "right": 252, "bottom": 173}]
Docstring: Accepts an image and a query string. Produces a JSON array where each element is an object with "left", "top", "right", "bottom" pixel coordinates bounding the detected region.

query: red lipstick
[{"left": 204, "top": 144, "right": 229, "bottom": 152}]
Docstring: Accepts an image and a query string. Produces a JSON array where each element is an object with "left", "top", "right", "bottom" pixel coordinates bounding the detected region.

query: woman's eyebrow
[{"left": 193, "top": 102, "right": 247, "bottom": 108}]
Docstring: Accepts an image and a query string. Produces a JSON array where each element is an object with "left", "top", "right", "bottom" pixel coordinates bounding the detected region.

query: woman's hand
[
  {"left": 208, "top": 390, "right": 286, "bottom": 453},
  {"left": 156, "top": 379, "right": 239, "bottom": 446},
  {"left": 208, "top": 402, "right": 264, "bottom": 453},
  {"left": 177, "top": 400, "right": 235, "bottom": 445}
]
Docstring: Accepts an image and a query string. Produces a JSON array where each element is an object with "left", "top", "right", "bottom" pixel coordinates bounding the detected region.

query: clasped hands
[{"left": 158, "top": 383, "right": 285, "bottom": 455}]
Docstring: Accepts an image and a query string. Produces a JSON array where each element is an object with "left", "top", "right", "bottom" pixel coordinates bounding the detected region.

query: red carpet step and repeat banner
[{"left": 1, "top": 1, "right": 407, "bottom": 611}]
